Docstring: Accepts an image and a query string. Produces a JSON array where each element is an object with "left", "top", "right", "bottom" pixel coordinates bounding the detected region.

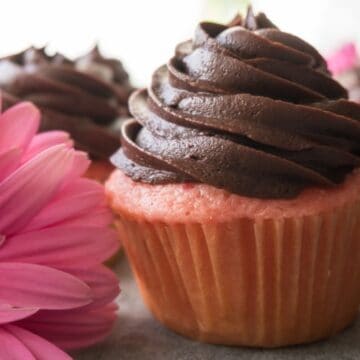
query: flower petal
[
  {"left": 24, "top": 178, "right": 110, "bottom": 231},
  {"left": 1, "top": 227, "right": 119, "bottom": 267},
  {"left": 0, "top": 145, "right": 74, "bottom": 235},
  {"left": 0, "top": 148, "right": 21, "bottom": 182},
  {"left": 0, "top": 102, "right": 40, "bottom": 155},
  {"left": 5, "top": 325, "right": 72, "bottom": 360},
  {"left": 0, "top": 305, "right": 38, "bottom": 324},
  {"left": 0, "top": 327, "right": 36, "bottom": 360},
  {"left": 58, "top": 206, "right": 113, "bottom": 228},
  {"left": 22, "top": 131, "right": 73, "bottom": 163},
  {"left": 61, "top": 151, "right": 90, "bottom": 185},
  {"left": 61, "top": 265, "right": 120, "bottom": 310},
  {"left": 0, "top": 263, "right": 91, "bottom": 310},
  {"left": 21, "top": 304, "right": 117, "bottom": 350}
]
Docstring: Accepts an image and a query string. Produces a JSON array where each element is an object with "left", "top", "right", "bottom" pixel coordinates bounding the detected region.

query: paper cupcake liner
[{"left": 115, "top": 201, "right": 360, "bottom": 347}]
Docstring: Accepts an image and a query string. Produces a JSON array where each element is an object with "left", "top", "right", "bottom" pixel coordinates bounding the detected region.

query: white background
[{"left": 1, "top": 0, "right": 358, "bottom": 86}]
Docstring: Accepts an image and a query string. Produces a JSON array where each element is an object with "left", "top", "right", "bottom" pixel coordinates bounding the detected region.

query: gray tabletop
[{"left": 75, "top": 256, "right": 360, "bottom": 360}]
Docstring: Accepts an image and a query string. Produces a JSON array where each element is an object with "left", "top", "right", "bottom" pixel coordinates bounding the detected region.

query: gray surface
[{"left": 75, "top": 257, "right": 360, "bottom": 360}]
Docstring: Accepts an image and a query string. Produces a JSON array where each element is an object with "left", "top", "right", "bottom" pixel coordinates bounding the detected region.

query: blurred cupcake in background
[
  {"left": 327, "top": 43, "right": 360, "bottom": 102},
  {"left": 76, "top": 45, "right": 132, "bottom": 121},
  {"left": 0, "top": 46, "right": 133, "bottom": 182}
]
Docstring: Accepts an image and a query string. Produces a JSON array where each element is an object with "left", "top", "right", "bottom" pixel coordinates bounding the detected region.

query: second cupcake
[{"left": 0, "top": 46, "right": 133, "bottom": 182}]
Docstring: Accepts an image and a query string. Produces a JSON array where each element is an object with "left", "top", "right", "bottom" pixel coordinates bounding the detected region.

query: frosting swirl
[
  {"left": 112, "top": 9, "right": 360, "bottom": 199},
  {"left": 0, "top": 46, "right": 133, "bottom": 159},
  {"left": 75, "top": 45, "right": 132, "bottom": 116}
]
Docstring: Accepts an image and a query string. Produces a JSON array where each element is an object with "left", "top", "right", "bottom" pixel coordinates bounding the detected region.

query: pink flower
[
  {"left": 0, "top": 101, "right": 120, "bottom": 359},
  {"left": 327, "top": 42, "right": 358, "bottom": 75}
]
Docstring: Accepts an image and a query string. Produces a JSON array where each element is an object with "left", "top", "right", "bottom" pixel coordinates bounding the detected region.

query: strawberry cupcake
[
  {"left": 106, "top": 9, "right": 360, "bottom": 347},
  {"left": 0, "top": 46, "right": 133, "bottom": 182}
]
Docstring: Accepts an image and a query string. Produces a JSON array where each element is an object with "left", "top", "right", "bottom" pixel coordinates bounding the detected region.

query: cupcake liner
[{"left": 115, "top": 200, "right": 360, "bottom": 347}]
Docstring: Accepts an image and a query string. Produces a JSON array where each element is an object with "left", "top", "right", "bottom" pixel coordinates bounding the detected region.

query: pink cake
[{"left": 107, "top": 169, "right": 360, "bottom": 222}]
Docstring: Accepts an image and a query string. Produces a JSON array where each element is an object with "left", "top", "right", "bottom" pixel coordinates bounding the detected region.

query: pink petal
[
  {"left": 0, "top": 305, "right": 38, "bottom": 324},
  {"left": 60, "top": 151, "right": 90, "bottom": 186},
  {"left": 22, "top": 131, "right": 73, "bottom": 163},
  {"left": 0, "top": 145, "right": 75, "bottom": 235},
  {"left": 5, "top": 325, "right": 72, "bottom": 360},
  {"left": 0, "top": 263, "right": 91, "bottom": 310},
  {"left": 0, "top": 148, "right": 22, "bottom": 182},
  {"left": 21, "top": 305, "right": 117, "bottom": 350},
  {"left": 1, "top": 227, "right": 119, "bottom": 267},
  {"left": 0, "top": 102, "right": 40, "bottom": 155},
  {"left": 57, "top": 206, "right": 113, "bottom": 228},
  {"left": 327, "top": 43, "right": 358, "bottom": 75},
  {"left": 61, "top": 265, "right": 120, "bottom": 310},
  {"left": 24, "top": 178, "right": 110, "bottom": 231},
  {"left": 0, "top": 327, "right": 36, "bottom": 360}
]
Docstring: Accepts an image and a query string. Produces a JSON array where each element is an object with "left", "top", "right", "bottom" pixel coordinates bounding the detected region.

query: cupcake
[
  {"left": 327, "top": 43, "right": 360, "bottom": 102},
  {"left": 76, "top": 45, "right": 132, "bottom": 118},
  {"left": 106, "top": 9, "right": 360, "bottom": 347},
  {"left": 0, "top": 46, "right": 133, "bottom": 182}
]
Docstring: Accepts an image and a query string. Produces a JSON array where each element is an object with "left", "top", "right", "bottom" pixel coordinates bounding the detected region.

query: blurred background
[{"left": 1, "top": 0, "right": 358, "bottom": 86}]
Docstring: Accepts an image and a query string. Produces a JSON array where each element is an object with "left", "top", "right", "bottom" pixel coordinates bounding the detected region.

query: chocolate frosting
[
  {"left": 115, "top": 10, "right": 360, "bottom": 198},
  {"left": 75, "top": 45, "right": 132, "bottom": 116},
  {"left": 0, "top": 46, "right": 133, "bottom": 159}
]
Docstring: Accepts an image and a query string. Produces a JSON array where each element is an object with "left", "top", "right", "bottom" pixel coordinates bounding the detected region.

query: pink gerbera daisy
[
  {"left": 327, "top": 42, "right": 358, "bottom": 75},
  {"left": 0, "top": 101, "right": 120, "bottom": 359}
]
